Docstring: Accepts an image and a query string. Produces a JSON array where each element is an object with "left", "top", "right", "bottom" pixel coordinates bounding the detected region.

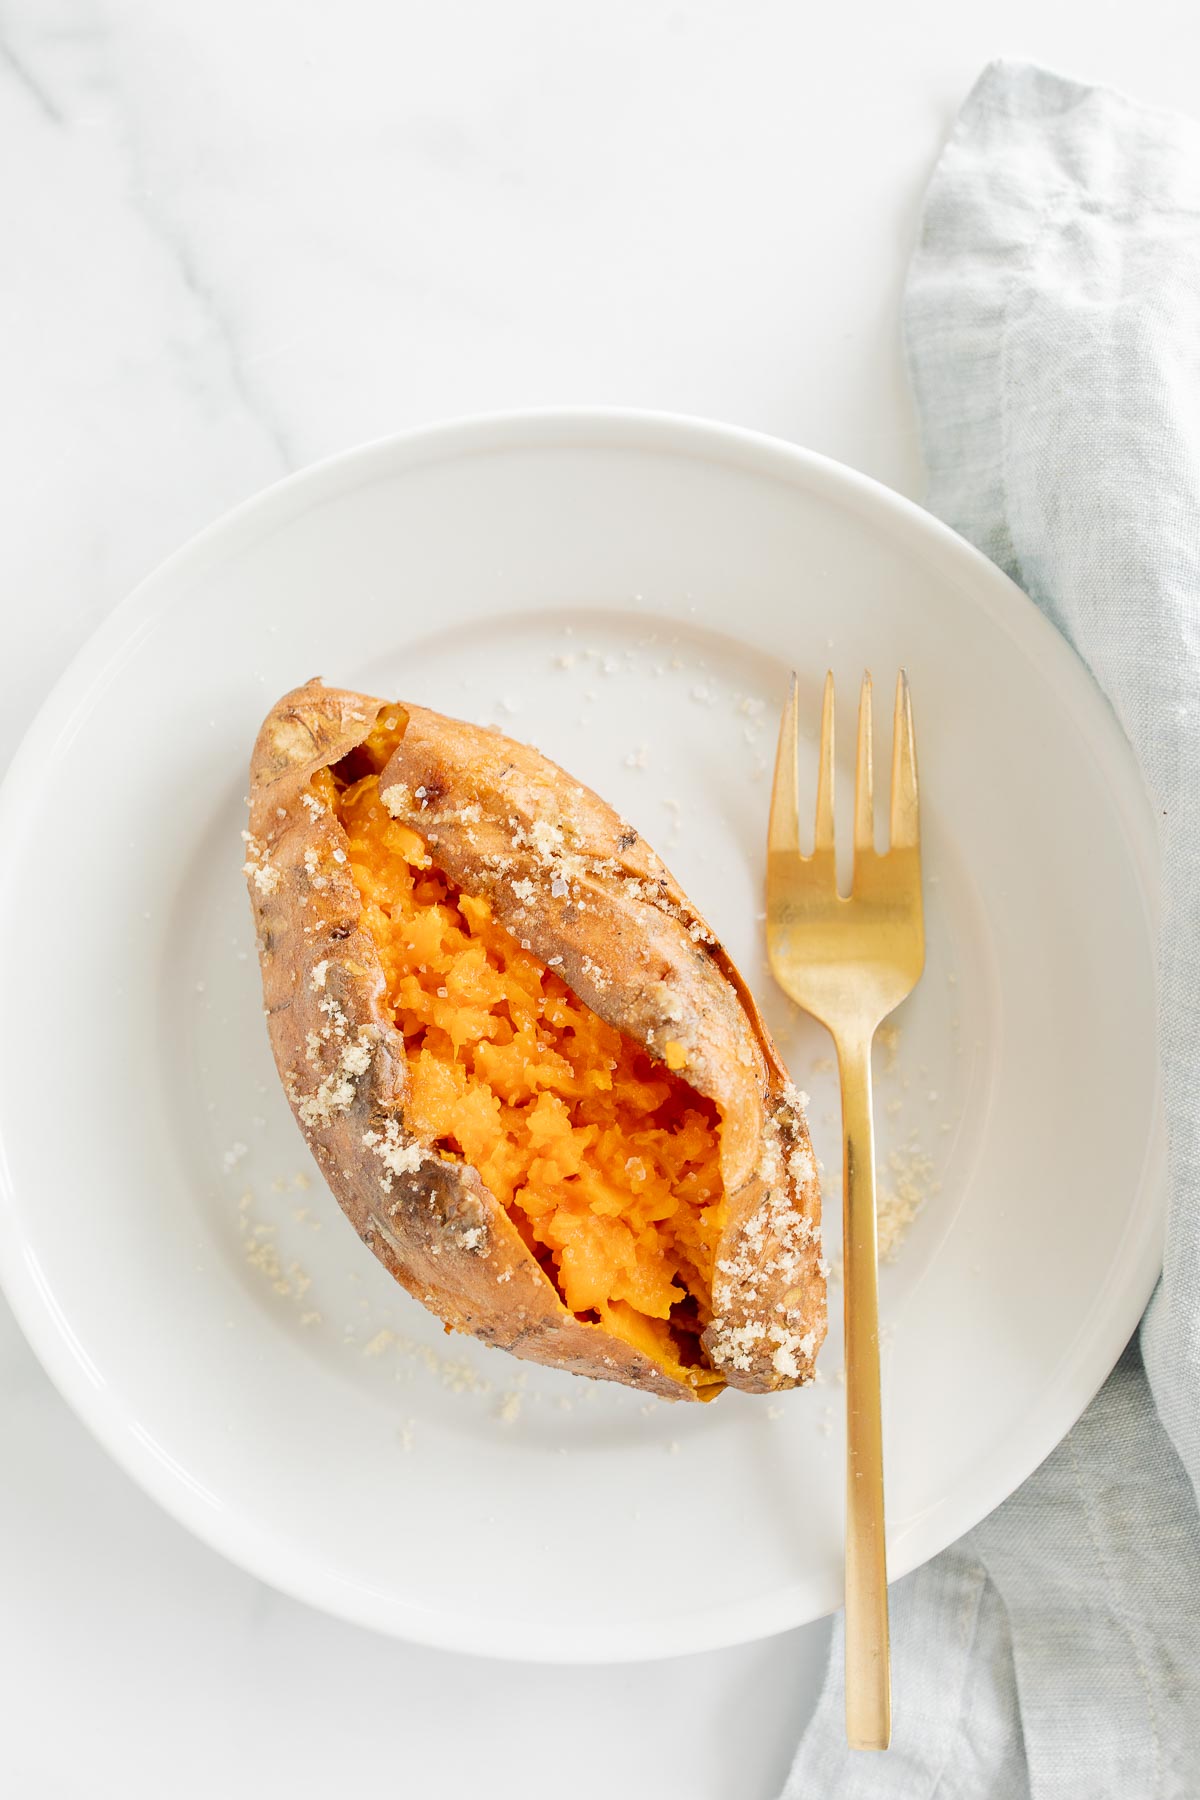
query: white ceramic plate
[{"left": 0, "top": 411, "right": 1164, "bottom": 1662}]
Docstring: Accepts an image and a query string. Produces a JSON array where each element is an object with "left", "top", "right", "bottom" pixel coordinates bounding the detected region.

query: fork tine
[
  {"left": 815, "top": 671, "right": 835, "bottom": 852},
  {"left": 768, "top": 672, "right": 802, "bottom": 855},
  {"left": 890, "top": 670, "right": 919, "bottom": 848},
  {"left": 854, "top": 672, "right": 874, "bottom": 854}
]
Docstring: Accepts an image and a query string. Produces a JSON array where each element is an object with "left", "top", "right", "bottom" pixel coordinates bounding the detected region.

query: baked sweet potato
[{"left": 245, "top": 679, "right": 825, "bottom": 1400}]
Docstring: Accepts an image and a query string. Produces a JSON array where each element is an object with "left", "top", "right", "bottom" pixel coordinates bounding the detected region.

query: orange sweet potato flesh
[
  {"left": 246, "top": 680, "right": 826, "bottom": 1400},
  {"left": 332, "top": 765, "right": 726, "bottom": 1380}
]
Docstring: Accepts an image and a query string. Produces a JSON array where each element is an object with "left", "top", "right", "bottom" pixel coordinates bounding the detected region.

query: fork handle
[{"left": 837, "top": 1030, "right": 891, "bottom": 1750}]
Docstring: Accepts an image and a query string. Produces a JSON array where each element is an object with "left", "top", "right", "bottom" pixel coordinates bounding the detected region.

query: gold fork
[{"left": 766, "top": 670, "right": 924, "bottom": 1752}]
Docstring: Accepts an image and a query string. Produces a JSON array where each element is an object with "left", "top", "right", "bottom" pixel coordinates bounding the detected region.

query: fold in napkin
[{"left": 785, "top": 62, "right": 1200, "bottom": 1799}]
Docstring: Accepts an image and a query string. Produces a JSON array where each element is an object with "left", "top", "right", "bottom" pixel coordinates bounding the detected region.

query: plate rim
[{"left": 0, "top": 406, "right": 1166, "bottom": 1661}]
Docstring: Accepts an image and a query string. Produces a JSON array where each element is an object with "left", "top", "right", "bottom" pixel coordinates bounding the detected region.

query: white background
[{"left": 0, "top": 5, "right": 1191, "bottom": 1796}]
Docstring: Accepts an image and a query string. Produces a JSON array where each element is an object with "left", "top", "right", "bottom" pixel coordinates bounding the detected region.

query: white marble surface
[{"left": 1, "top": 5, "right": 1195, "bottom": 1795}]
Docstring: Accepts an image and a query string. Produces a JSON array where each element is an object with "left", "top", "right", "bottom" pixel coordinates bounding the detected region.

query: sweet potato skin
[{"left": 246, "top": 679, "right": 825, "bottom": 1399}]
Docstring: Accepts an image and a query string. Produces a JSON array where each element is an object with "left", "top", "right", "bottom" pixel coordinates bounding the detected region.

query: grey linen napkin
[{"left": 784, "top": 61, "right": 1200, "bottom": 1800}]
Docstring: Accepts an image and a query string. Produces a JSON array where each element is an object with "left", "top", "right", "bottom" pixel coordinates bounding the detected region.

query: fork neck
[{"left": 832, "top": 1023, "right": 877, "bottom": 1072}]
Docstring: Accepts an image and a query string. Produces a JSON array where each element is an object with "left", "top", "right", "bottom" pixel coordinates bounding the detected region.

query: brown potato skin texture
[{"left": 246, "top": 679, "right": 825, "bottom": 1400}]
